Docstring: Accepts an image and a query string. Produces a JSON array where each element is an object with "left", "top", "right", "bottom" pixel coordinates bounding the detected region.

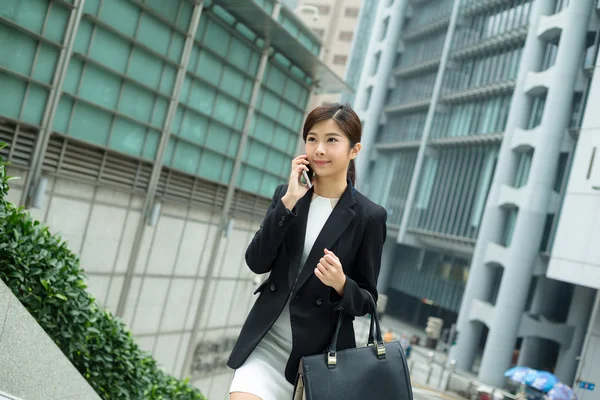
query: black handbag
[{"left": 292, "top": 290, "right": 414, "bottom": 400}]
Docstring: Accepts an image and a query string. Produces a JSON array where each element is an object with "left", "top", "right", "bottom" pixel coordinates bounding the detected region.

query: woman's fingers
[
  {"left": 290, "top": 165, "right": 309, "bottom": 181},
  {"left": 322, "top": 257, "right": 338, "bottom": 269},
  {"left": 323, "top": 254, "right": 339, "bottom": 267},
  {"left": 292, "top": 155, "right": 310, "bottom": 165},
  {"left": 316, "top": 263, "right": 328, "bottom": 275},
  {"left": 324, "top": 249, "right": 339, "bottom": 260},
  {"left": 314, "top": 267, "right": 325, "bottom": 280}
]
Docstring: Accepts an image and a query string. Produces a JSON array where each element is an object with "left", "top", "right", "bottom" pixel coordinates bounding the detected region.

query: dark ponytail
[{"left": 347, "top": 159, "right": 356, "bottom": 186}]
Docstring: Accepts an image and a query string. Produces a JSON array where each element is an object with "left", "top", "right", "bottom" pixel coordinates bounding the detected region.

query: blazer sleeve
[
  {"left": 245, "top": 184, "right": 296, "bottom": 274},
  {"left": 335, "top": 206, "right": 387, "bottom": 317}
]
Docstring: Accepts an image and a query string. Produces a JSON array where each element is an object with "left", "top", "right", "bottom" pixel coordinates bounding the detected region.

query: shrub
[{"left": 0, "top": 145, "right": 206, "bottom": 400}]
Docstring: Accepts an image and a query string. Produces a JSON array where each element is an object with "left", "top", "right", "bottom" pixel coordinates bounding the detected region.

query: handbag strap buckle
[
  {"left": 376, "top": 342, "right": 386, "bottom": 359},
  {"left": 327, "top": 351, "right": 337, "bottom": 368}
]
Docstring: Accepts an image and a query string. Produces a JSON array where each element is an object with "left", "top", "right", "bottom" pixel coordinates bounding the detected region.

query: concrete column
[
  {"left": 21, "top": 0, "right": 86, "bottom": 207},
  {"left": 450, "top": 0, "right": 549, "bottom": 373},
  {"left": 377, "top": 238, "right": 398, "bottom": 295},
  {"left": 354, "top": 0, "right": 409, "bottom": 186},
  {"left": 518, "top": 277, "right": 563, "bottom": 368},
  {"left": 555, "top": 285, "right": 596, "bottom": 384},
  {"left": 477, "top": 0, "right": 596, "bottom": 386}
]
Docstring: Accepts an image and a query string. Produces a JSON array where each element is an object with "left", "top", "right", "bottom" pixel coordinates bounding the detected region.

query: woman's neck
[{"left": 313, "top": 174, "right": 347, "bottom": 199}]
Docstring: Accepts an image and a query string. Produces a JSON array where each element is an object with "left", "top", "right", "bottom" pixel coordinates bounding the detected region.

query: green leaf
[{"left": 54, "top": 293, "right": 68, "bottom": 301}]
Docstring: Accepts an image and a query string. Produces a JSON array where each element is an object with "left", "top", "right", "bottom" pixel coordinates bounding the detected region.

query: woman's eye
[
  {"left": 327, "top": 138, "right": 338, "bottom": 142},
  {"left": 307, "top": 137, "right": 316, "bottom": 142}
]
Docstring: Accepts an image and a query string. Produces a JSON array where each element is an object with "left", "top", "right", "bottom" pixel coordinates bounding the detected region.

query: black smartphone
[{"left": 301, "top": 161, "right": 313, "bottom": 188}]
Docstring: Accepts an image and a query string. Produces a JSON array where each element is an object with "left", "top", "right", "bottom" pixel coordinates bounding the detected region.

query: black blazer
[{"left": 227, "top": 179, "right": 387, "bottom": 384}]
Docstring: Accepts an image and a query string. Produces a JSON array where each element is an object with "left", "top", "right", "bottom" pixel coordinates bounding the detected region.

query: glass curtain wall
[{"left": 406, "top": 0, "right": 534, "bottom": 241}]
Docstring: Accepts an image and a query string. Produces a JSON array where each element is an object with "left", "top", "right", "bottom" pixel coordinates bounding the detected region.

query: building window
[
  {"left": 333, "top": 55, "right": 348, "bottom": 65},
  {"left": 416, "top": 156, "right": 439, "bottom": 210},
  {"left": 371, "top": 51, "right": 381, "bottom": 76},
  {"left": 305, "top": 4, "right": 330, "bottom": 14},
  {"left": 527, "top": 95, "right": 547, "bottom": 129},
  {"left": 364, "top": 86, "right": 373, "bottom": 109},
  {"left": 471, "top": 149, "right": 498, "bottom": 228},
  {"left": 313, "top": 28, "right": 324, "bottom": 38},
  {"left": 379, "top": 16, "right": 390, "bottom": 41},
  {"left": 345, "top": 7, "right": 359, "bottom": 17},
  {"left": 514, "top": 151, "right": 533, "bottom": 188},
  {"left": 502, "top": 209, "right": 518, "bottom": 247},
  {"left": 339, "top": 31, "right": 353, "bottom": 41}
]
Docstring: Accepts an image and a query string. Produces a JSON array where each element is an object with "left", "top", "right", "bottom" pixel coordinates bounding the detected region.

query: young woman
[{"left": 227, "top": 103, "right": 388, "bottom": 400}]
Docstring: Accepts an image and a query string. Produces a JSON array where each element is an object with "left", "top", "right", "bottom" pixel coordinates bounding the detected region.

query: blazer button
[
  {"left": 281, "top": 215, "right": 286, "bottom": 221},
  {"left": 315, "top": 298, "right": 323, "bottom": 306},
  {"left": 278, "top": 221, "right": 284, "bottom": 227},
  {"left": 270, "top": 284, "right": 276, "bottom": 292}
]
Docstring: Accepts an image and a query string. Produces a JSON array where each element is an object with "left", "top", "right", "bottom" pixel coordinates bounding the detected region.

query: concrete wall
[
  {"left": 0, "top": 280, "right": 100, "bottom": 400},
  {"left": 5, "top": 166, "right": 262, "bottom": 400},
  {"left": 547, "top": 26, "right": 600, "bottom": 289}
]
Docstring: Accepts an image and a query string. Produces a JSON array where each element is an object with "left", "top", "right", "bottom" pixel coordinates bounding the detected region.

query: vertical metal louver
[
  {"left": 155, "top": 168, "right": 272, "bottom": 220},
  {"left": 0, "top": 119, "right": 37, "bottom": 167},
  {"left": 231, "top": 189, "right": 271, "bottom": 221},
  {"left": 42, "top": 134, "right": 152, "bottom": 192},
  {"left": 156, "top": 168, "right": 228, "bottom": 212}
]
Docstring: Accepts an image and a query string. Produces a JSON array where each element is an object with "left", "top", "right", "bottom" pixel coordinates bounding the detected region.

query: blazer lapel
[{"left": 294, "top": 181, "right": 356, "bottom": 291}]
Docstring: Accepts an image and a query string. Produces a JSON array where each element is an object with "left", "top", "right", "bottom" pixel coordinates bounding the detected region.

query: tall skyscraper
[{"left": 348, "top": 0, "right": 600, "bottom": 391}]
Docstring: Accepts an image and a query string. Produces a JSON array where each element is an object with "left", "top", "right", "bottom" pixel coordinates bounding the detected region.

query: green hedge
[{"left": 0, "top": 146, "right": 206, "bottom": 400}]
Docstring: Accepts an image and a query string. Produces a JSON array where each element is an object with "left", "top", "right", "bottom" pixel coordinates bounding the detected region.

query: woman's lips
[{"left": 314, "top": 161, "right": 329, "bottom": 166}]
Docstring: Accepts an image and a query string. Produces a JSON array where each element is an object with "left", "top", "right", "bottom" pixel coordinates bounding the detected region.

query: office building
[
  {"left": 0, "top": 0, "right": 346, "bottom": 398},
  {"left": 350, "top": 0, "right": 600, "bottom": 392},
  {"left": 295, "top": 0, "right": 364, "bottom": 106}
]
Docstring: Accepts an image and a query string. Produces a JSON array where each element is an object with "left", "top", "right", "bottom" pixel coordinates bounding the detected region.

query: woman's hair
[{"left": 302, "top": 102, "right": 362, "bottom": 185}]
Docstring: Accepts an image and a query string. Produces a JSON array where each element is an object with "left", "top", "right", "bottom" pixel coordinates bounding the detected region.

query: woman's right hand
[{"left": 281, "top": 155, "right": 312, "bottom": 210}]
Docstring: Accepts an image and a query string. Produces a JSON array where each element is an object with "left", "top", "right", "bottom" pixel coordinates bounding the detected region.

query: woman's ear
[{"left": 350, "top": 143, "right": 362, "bottom": 159}]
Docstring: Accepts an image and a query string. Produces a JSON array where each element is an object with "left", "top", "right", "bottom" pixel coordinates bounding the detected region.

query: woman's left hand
[{"left": 315, "top": 249, "right": 346, "bottom": 296}]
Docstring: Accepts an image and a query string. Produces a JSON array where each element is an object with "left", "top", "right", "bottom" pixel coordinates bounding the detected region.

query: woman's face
[{"left": 305, "top": 119, "right": 360, "bottom": 181}]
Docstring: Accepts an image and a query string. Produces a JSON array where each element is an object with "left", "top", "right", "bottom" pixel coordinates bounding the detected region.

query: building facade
[
  {"left": 546, "top": 8, "right": 600, "bottom": 397},
  {"left": 294, "top": 0, "right": 364, "bottom": 106},
  {"left": 0, "top": 0, "right": 346, "bottom": 398},
  {"left": 351, "top": 0, "right": 600, "bottom": 390}
]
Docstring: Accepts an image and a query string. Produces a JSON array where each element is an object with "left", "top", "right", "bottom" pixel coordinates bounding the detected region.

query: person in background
[
  {"left": 400, "top": 334, "right": 412, "bottom": 358},
  {"left": 384, "top": 329, "right": 394, "bottom": 343}
]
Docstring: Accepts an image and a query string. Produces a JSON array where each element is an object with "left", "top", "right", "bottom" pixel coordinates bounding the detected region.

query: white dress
[{"left": 229, "top": 195, "right": 339, "bottom": 400}]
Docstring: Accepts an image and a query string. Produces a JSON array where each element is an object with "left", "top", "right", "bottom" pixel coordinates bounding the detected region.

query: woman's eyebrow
[{"left": 307, "top": 132, "right": 342, "bottom": 136}]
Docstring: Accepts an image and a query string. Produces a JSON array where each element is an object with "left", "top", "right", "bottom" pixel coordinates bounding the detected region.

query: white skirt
[{"left": 229, "top": 299, "right": 294, "bottom": 400}]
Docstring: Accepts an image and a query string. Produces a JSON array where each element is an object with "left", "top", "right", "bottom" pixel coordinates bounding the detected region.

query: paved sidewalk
[
  {"left": 353, "top": 314, "right": 481, "bottom": 395},
  {"left": 354, "top": 315, "right": 447, "bottom": 388},
  {"left": 413, "top": 382, "right": 466, "bottom": 400}
]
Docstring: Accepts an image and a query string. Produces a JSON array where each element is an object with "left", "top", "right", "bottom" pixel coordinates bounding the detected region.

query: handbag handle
[
  {"left": 365, "top": 290, "right": 383, "bottom": 346},
  {"left": 326, "top": 290, "right": 386, "bottom": 368}
]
